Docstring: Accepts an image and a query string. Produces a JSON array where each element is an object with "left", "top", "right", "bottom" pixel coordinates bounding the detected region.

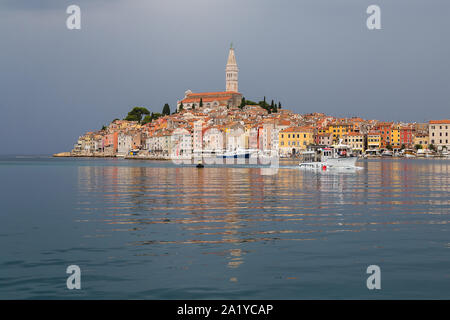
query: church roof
[
  {"left": 187, "top": 91, "right": 240, "bottom": 97},
  {"left": 182, "top": 96, "right": 233, "bottom": 103}
]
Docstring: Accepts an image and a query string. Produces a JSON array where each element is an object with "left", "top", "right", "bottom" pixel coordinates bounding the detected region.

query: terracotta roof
[
  {"left": 182, "top": 96, "right": 233, "bottom": 103},
  {"left": 281, "top": 126, "right": 314, "bottom": 133},
  {"left": 429, "top": 119, "right": 450, "bottom": 124},
  {"left": 187, "top": 91, "right": 240, "bottom": 97},
  {"left": 346, "top": 132, "right": 364, "bottom": 136}
]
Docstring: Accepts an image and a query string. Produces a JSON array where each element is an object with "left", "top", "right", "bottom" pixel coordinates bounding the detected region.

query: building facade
[{"left": 429, "top": 120, "right": 450, "bottom": 151}]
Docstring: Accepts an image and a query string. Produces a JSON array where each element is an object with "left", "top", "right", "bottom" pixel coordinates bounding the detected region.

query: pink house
[{"left": 103, "top": 132, "right": 118, "bottom": 153}]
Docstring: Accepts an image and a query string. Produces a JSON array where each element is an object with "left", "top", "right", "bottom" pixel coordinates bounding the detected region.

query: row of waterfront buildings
[
  {"left": 70, "top": 45, "right": 449, "bottom": 158},
  {"left": 72, "top": 105, "right": 450, "bottom": 158}
]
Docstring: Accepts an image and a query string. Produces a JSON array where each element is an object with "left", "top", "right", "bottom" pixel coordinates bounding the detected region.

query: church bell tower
[{"left": 226, "top": 44, "right": 239, "bottom": 92}]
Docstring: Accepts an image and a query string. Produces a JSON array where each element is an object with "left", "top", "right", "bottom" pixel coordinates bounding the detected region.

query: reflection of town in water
[{"left": 76, "top": 159, "right": 450, "bottom": 273}]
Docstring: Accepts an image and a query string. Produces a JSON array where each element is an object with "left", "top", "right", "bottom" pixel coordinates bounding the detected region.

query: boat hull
[
  {"left": 299, "top": 157, "right": 358, "bottom": 169},
  {"left": 323, "top": 157, "right": 357, "bottom": 168}
]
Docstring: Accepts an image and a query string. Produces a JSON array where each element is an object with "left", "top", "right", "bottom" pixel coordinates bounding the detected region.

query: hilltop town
[{"left": 61, "top": 46, "right": 450, "bottom": 159}]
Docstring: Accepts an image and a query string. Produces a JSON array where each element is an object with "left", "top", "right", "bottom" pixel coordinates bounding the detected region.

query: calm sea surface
[{"left": 0, "top": 156, "right": 449, "bottom": 299}]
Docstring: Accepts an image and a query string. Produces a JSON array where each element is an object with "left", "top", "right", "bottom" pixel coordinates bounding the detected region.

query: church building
[{"left": 177, "top": 45, "right": 243, "bottom": 111}]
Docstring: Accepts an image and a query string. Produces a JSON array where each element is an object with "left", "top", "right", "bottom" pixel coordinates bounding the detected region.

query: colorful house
[{"left": 279, "top": 126, "right": 315, "bottom": 156}]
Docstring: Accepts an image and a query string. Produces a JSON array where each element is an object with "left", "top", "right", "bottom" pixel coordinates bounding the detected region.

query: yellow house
[
  {"left": 328, "top": 123, "right": 353, "bottom": 142},
  {"left": 414, "top": 134, "right": 429, "bottom": 148},
  {"left": 279, "top": 126, "right": 315, "bottom": 155},
  {"left": 391, "top": 125, "right": 401, "bottom": 148},
  {"left": 367, "top": 131, "right": 381, "bottom": 149}
]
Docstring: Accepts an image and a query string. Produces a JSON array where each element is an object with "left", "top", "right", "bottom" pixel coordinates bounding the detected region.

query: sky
[{"left": 0, "top": 0, "right": 449, "bottom": 155}]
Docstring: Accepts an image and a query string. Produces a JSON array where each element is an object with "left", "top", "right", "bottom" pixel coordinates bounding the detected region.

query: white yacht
[
  {"left": 381, "top": 150, "right": 393, "bottom": 157},
  {"left": 299, "top": 142, "right": 358, "bottom": 169}
]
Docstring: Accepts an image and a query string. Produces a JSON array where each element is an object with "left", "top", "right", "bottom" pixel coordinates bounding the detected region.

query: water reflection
[{"left": 76, "top": 159, "right": 450, "bottom": 270}]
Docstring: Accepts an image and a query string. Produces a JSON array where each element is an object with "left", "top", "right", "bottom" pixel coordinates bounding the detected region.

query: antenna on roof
[{"left": 230, "top": 42, "right": 233, "bottom": 49}]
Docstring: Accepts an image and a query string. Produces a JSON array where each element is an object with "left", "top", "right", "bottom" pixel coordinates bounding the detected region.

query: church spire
[{"left": 226, "top": 45, "right": 239, "bottom": 92}]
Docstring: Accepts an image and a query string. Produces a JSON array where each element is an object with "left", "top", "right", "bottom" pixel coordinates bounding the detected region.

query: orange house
[{"left": 375, "top": 122, "right": 393, "bottom": 148}]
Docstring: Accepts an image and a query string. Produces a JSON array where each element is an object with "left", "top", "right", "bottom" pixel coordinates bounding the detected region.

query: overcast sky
[{"left": 0, "top": 0, "right": 449, "bottom": 154}]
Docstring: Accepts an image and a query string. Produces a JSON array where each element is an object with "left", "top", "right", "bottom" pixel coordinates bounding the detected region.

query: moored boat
[
  {"left": 381, "top": 150, "right": 393, "bottom": 157},
  {"left": 298, "top": 142, "right": 358, "bottom": 170}
]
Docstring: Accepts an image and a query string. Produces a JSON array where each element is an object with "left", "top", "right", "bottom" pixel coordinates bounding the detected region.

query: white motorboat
[{"left": 299, "top": 142, "right": 358, "bottom": 170}]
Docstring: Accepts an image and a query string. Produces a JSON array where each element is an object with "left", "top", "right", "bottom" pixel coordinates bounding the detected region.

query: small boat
[
  {"left": 196, "top": 160, "right": 204, "bottom": 168},
  {"left": 381, "top": 150, "right": 393, "bottom": 157},
  {"left": 403, "top": 149, "right": 416, "bottom": 158},
  {"left": 299, "top": 141, "right": 358, "bottom": 170},
  {"left": 365, "top": 149, "right": 381, "bottom": 157}
]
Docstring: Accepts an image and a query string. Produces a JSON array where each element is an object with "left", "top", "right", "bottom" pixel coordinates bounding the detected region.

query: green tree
[
  {"left": 240, "top": 97, "right": 246, "bottom": 109},
  {"left": 152, "top": 112, "right": 162, "bottom": 120},
  {"left": 414, "top": 144, "right": 423, "bottom": 150},
  {"left": 401, "top": 144, "right": 406, "bottom": 150},
  {"left": 429, "top": 144, "right": 436, "bottom": 151},
  {"left": 386, "top": 144, "right": 393, "bottom": 151},
  {"left": 101, "top": 125, "right": 107, "bottom": 131},
  {"left": 199, "top": 98, "right": 203, "bottom": 109},
  {"left": 179, "top": 102, "right": 184, "bottom": 111},
  {"left": 124, "top": 107, "right": 150, "bottom": 124},
  {"left": 278, "top": 102, "right": 281, "bottom": 109},
  {"left": 245, "top": 99, "right": 258, "bottom": 105},
  {"left": 162, "top": 103, "right": 171, "bottom": 115},
  {"left": 142, "top": 115, "right": 152, "bottom": 125},
  {"left": 258, "top": 96, "right": 269, "bottom": 110}
]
